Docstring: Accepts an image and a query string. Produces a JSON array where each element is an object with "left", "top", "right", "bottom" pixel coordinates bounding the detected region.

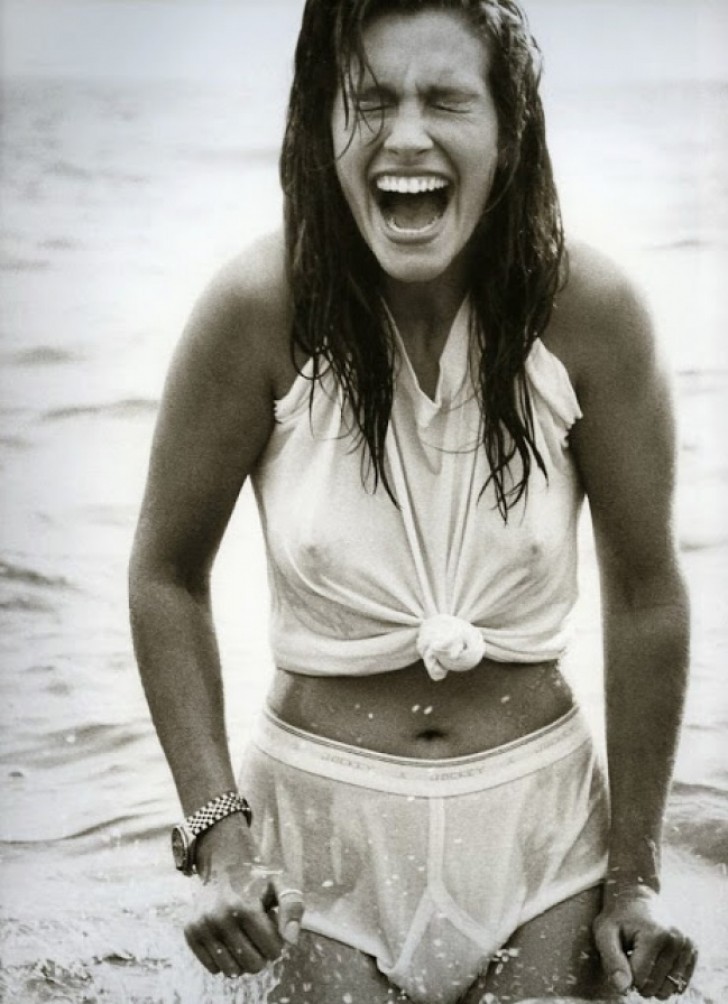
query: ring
[
  {"left": 667, "top": 974, "right": 687, "bottom": 993},
  {"left": 277, "top": 888, "right": 303, "bottom": 899}
]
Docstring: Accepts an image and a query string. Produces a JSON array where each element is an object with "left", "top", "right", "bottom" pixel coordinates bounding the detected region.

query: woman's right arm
[{"left": 128, "top": 239, "right": 302, "bottom": 977}]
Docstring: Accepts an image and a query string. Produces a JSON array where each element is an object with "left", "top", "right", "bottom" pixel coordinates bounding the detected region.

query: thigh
[
  {"left": 268, "top": 931, "right": 413, "bottom": 1004},
  {"left": 461, "top": 886, "right": 619, "bottom": 1003}
]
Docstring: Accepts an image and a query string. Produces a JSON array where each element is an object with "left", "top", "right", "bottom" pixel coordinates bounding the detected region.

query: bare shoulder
[
  {"left": 151, "top": 228, "right": 293, "bottom": 499},
  {"left": 543, "top": 240, "right": 659, "bottom": 398},
  {"left": 181, "top": 228, "right": 293, "bottom": 398},
  {"left": 214, "top": 227, "right": 290, "bottom": 328},
  {"left": 549, "top": 245, "right": 680, "bottom": 581},
  {"left": 135, "top": 231, "right": 293, "bottom": 571}
]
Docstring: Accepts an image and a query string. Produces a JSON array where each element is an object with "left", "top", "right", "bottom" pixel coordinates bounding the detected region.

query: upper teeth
[{"left": 376, "top": 175, "right": 449, "bottom": 194}]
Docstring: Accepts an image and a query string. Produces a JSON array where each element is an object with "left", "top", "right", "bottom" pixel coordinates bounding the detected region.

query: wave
[
  {"left": 38, "top": 236, "right": 81, "bottom": 251},
  {"left": 44, "top": 158, "right": 94, "bottom": 180},
  {"left": 182, "top": 144, "right": 278, "bottom": 166},
  {"left": 680, "top": 535, "right": 728, "bottom": 553},
  {"left": 677, "top": 369, "right": 728, "bottom": 390},
  {"left": 41, "top": 397, "right": 158, "bottom": 422},
  {"left": 44, "top": 158, "right": 149, "bottom": 186},
  {"left": 667, "top": 781, "right": 728, "bottom": 865},
  {"left": 66, "top": 816, "right": 171, "bottom": 844},
  {"left": 1, "top": 773, "right": 174, "bottom": 844},
  {"left": 0, "top": 434, "right": 30, "bottom": 450},
  {"left": 5, "top": 345, "right": 82, "bottom": 366},
  {"left": 651, "top": 237, "right": 709, "bottom": 251},
  {"left": 0, "top": 256, "right": 51, "bottom": 272},
  {"left": 672, "top": 779, "right": 728, "bottom": 802},
  {"left": 0, "top": 558, "right": 77, "bottom": 613},
  {"left": 0, "top": 559, "right": 73, "bottom": 590},
  {"left": 0, "top": 815, "right": 133, "bottom": 845},
  {"left": 0, "top": 595, "right": 55, "bottom": 613},
  {"left": 13, "top": 719, "right": 154, "bottom": 762}
]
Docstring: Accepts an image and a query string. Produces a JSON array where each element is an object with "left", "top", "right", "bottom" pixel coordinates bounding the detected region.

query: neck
[{"left": 382, "top": 270, "right": 468, "bottom": 349}]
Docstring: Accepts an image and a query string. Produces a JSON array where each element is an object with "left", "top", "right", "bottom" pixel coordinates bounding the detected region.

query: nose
[{"left": 383, "top": 101, "right": 433, "bottom": 156}]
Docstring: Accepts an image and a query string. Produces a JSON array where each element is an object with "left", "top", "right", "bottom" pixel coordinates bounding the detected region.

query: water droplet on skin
[
  {"left": 423, "top": 706, "right": 433, "bottom": 715},
  {"left": 411, "top": 704, "right": 420, "bottom": 712}
]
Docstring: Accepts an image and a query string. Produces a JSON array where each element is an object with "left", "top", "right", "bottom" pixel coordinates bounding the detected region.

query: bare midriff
[{"left": 267, "top": 657, "right": 574, "bottom": 759}]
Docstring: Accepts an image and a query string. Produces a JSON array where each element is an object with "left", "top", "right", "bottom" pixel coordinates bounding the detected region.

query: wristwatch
[{"left": 171, "top": 790, "right": 253, "bottom": 876}]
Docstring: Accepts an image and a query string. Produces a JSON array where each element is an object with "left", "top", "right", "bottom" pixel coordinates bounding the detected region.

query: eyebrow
[
  {"left": 427, "top": 85, "right": 480, "bottom": 102},
  {"left": 352, "top": 82, "right": 481, "bottom": 102},
  {"left": 354, "top": 83, "right": 392, "bottom": 102}
]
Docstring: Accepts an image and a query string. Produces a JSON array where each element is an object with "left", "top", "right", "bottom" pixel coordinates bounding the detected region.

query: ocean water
[{"left": 1, "top": 1, "right": 727, "bottom": 1001}]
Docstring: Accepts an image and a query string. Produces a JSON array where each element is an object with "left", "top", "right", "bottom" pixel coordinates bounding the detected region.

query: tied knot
[{"left": 416, "top": 615, "right": 486, "bottom": 682}]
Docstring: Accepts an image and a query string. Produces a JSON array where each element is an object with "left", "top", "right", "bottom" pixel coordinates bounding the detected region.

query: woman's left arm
[{"left": 564, "top": 249, "right": 697, "bottom": 998}]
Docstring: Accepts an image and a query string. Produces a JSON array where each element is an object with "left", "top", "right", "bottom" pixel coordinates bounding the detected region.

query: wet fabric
[
  {"left": 239, "top": 707, "right": 609, "bottom": 1004},
  {"left": 250, "top": 299, "right": 585, "bottom": 679}
]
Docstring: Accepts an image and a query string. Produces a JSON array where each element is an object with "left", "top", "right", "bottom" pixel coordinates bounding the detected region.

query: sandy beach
[{"left": 1, "top": 1, "right": 726, "bottom": 1001}]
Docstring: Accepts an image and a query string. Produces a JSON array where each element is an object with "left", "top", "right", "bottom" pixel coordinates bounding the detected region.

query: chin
[
  {"left": 371, "top": 239, "right": 468, "bottom": 288},
  {"left": 380, "top": 258, "right": 450, "bottom": 286}
]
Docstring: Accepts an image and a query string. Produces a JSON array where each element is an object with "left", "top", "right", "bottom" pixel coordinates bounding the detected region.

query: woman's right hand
[{"left": 183, "top": 814, "right": 305, "bottom": 978}]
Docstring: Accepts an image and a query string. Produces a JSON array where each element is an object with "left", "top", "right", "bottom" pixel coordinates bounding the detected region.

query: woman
[{"left": 129, "top": 1, "right": 697, "bottom": 1000}]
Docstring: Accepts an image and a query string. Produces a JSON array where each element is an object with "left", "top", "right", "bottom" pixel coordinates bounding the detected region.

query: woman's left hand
[{"left": 593, "top": 884, "right": 697, "bottom": 999}]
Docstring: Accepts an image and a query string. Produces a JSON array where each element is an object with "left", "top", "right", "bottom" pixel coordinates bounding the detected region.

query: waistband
[{"left": 252, "top": 705, "right": 591, "bottom": 798}]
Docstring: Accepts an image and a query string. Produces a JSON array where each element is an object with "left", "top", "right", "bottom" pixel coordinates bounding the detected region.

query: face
[{"left": 331, "top": 9, "right": 499, "bottom": 288}]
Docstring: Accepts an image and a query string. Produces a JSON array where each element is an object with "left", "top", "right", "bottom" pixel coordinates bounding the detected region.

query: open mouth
[{"left": 374, "top": 175, "right": 451, "bottom": 235}]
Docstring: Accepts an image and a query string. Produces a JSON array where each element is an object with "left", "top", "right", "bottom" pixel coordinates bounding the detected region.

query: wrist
[
  {"left": 194, "top": 811, "right": 259, "bottom": 880},
  {"left": 604, "top": 861, "right": 660, "bottom": 903},
  {"left": 603, "top": 880, "right": 658, "bottom": 903},
  {"left": 606, "top": 834, "right": 661, "bottom": 895},
  {"left": 171, "top": 790, "right": 253, "bottom": 877}
]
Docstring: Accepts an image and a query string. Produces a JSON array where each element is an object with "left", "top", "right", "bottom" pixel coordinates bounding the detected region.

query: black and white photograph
[{"left": 1, "top": 1, "right": 726, "bottom": 1001}]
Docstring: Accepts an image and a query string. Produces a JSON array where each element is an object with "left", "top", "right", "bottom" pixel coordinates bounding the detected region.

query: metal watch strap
[{"left": 185, "top": 791, "right": 253, "bottom": 836}]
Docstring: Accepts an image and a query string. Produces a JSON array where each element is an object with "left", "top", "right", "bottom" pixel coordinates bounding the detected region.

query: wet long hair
[{"left": 280, "top": 0, "right": 566, "bottom": 517}]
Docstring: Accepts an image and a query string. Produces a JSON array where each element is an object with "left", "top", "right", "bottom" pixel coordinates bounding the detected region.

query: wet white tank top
[{"left": 250, "top": 300, "right": 584, "bottom": 681}]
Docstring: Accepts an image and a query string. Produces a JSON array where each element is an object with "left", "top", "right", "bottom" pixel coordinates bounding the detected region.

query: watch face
[{"left": 171, "top": 825, "right": 193, "bottom": 873}]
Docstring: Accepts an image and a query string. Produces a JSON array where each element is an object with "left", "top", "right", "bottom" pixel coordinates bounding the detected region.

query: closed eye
[
  {"left": 354, "top": 85, "right": 394, "bottom": 115},
  {"left": 358, "top": 103, "right": 389, "bottom": 115},
  {"left": 433, "top": 102, "right": 469, "bottom": 114},
  {"left": 428, "top": 88, "right": 477, "bottom": 113}
]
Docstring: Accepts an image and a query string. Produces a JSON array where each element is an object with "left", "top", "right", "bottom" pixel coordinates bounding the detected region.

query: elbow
[
  {"left": 128, "top": 532, "right": 158, "bottom": 612},
  {"left": 128, "top": 533, "right": 210, "bottom": 625},
  {"left": 602, "top": 562, "right": 691, "bottom": 660},
  {"left": 600, "top": 546, "right": 689, "bottom": 615},
  {"left": 128, "top": 542, "right": 160, "bottom": 640}
]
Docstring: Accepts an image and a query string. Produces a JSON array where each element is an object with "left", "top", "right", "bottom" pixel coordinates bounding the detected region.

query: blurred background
[{"left": 1, "top": 1, "right": 726, "bottom": 1000}]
